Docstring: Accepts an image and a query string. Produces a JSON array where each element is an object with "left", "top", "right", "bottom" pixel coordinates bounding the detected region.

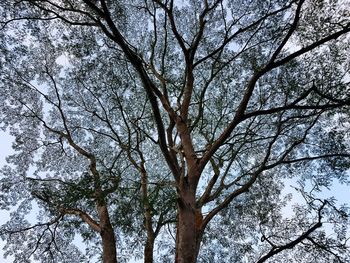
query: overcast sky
[{"left": 0, "top": 131, "right": 14, "bottom": 262}]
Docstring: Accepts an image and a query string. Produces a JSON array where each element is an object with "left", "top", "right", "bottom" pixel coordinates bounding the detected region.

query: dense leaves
[{"left": 0, "top": 0, "right": 350, "bottom": 262}]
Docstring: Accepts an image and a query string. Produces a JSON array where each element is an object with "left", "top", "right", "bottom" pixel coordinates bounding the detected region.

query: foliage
[{"left": 0, "top": 0, "right": 350, "bottom": 262}]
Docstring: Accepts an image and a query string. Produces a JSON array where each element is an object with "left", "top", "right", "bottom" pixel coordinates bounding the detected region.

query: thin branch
[{"left": 59, "top": 208, "right": 101, "bottom": 233}]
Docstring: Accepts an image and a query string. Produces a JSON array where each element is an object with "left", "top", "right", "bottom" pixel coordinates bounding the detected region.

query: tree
[{"left": 0, "top": 0, "right": 350, "bottom": 262}]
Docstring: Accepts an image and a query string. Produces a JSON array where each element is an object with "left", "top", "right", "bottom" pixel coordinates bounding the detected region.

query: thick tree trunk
[
  {"left": 101, "top": 226, "right": 117, "bottom": 263},
  {"left": 98, "top": 205, "right": 118, "bottom": 263},
  {"left": 176, "top": 205, "right": 196, "bottom": 263},
  {"left": 144, "top": 237, "right": 155, "bottom": 263},
  {"left": 175, "top": 187, "right": 203, "bottom": 263}
]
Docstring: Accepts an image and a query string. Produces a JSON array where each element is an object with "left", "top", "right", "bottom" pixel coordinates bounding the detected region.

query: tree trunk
[
  {"left": 176, "top": 205, "right": 196, "bottom": 263},
  {"left": 101, "top": 226, "right": 117, "bottom": 263},
  {"left": 144, "top": 237, "right": 155, "bottom": 263},
  {"left": 175, "top": 187, "right": 203, "bottom": 263},
  {"left": 140, "top": 166, "right": 155, "bottom": 263},
  {"left": 98, "top": 205, "right": 118, "bottom": 263}
]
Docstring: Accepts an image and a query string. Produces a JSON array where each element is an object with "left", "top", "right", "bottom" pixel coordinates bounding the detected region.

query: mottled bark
[
  {"left": 176, "top": 205, "right": 196, "bottom": 262},
  {"left": 175, "top": 184, "right": 203, "bottom": 263},
  {"left": 98, "top": 205, "right": 117, "bottom": 263}
]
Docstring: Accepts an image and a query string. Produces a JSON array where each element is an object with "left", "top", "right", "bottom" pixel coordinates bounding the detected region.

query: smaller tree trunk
[{"left": 140, "top": 166, "right": 156, "bottom": 263}]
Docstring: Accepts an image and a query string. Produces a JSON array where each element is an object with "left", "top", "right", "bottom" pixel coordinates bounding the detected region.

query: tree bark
[
  {"left": 144, "top": 236, "right": 155, "bottom": 263},
  {"left": 194, "top": 213, "right": 204, "bottom": 262},
  {"left": 140, "top": 165, "right": 156, "bottom": 263},
  {"left": 98, "top": 205, "right": 118, "bottom": 263},
  {"left": 175, "top": 185, "right": 203, "bottom": 263}
]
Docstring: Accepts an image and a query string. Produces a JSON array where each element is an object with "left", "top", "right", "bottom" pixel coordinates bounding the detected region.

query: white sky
[{"left": 0, "top": 131, "right": 14, "bottom": 262}]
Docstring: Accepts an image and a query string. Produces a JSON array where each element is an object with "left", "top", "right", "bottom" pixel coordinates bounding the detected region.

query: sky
[{"left": 0, "top": 131, "right": 14, "bottom": 262}]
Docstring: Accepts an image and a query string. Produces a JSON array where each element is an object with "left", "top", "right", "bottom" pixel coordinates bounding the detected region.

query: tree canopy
[{"left": 0, "top": 0, "right": 350, "bottom": 262}]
